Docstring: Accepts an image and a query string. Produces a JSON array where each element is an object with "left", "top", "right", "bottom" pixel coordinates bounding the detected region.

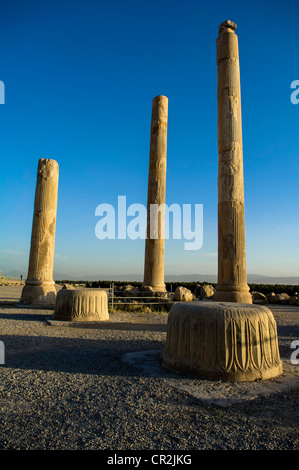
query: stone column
[
  {"left": 21, "top": 158, "right": 59, "bottom": 305},
  {"left": 214, "top": 20, "right": 252, "bottom": 303},
  {"left": 142, "top": 95, "right": 168, "bottom": 292},
  {"left": 162, "top": 21, "right": 282, "bottom": 383}
]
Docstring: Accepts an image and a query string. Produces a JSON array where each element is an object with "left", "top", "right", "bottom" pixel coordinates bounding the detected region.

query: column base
[
  {"left": 20, "top": 282, "right": 56, "bottom": 306},
  {"left": 53, "top": 289, "right": 109, "bottom": 321},
  {"left": 163, "top": 301, "right": 282, "bottom": 382},
  {"left": 214, "top": 286, "right": 252, "bottom": 304},
  {"left": 142, "top": 283, "right": 166, "bottom": 293}
]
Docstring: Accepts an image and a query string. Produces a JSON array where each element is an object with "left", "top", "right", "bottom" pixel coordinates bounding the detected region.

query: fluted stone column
[
  {"left": 162, "top": 21, "right": 282, "bottom": 382},
  {"left": 142, "top": 95, "right": 168, "bottom": 292},
  {"left": 21, "top": 158, "right": 59, "bottom": 305},
  {"left": 214, "top": 20, "right": 252, "bottom": 304}
]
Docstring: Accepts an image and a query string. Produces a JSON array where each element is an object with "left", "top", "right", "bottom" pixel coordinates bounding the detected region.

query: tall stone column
[
  {"left": 162, "top": 21, "right": 282, "bottom": 383},
  {"left": 21, "top": 158, "right": 59, "bottom": 305},
  {"left": 142, "top": 95, "right": 168, "bottom": 292},
  {"left": 214, "top": 20, "right": 252, "bottom": 303}
]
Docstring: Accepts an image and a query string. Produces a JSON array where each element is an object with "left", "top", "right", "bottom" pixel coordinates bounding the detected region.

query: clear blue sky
[{"left": 0, "top": 0, "right": 298, "bottom": 280}]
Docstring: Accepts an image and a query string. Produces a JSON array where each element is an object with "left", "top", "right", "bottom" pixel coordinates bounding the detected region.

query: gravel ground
[{"left": 0, "top": 285, "right": 299, "bottom": 451}]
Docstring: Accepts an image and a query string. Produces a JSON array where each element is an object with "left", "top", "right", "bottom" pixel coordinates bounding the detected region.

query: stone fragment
[
  {"left": 289, "top": 296, "right": 299, "bottom": 306},
  {"left": 200, "top": 285, "right": 215, "bottom": 299},
  {"left": 53, "top": 289, "right": 109, "bottom": 321},
  {"left": 251, "top": 292, "right": 267, "bottom": 304},
  {"left": 193, "top": 284, "right": 201, "bottom": 298},
  {"left": 121, "top": 285, "right": 140, "bottom": 297},
  {"left": 276, "top": 293, "right": 290, "bottom": 303},
  {"left": 173, "top": 286, "right": 193, "bottom": 302},
  {"left": 269, "top": 293, "right": 290, "bottom": 304}
]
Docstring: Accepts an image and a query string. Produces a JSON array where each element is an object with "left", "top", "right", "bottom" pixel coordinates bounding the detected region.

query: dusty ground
[{"left": 0, "top": 285, "right": 298, "bottom": 451}]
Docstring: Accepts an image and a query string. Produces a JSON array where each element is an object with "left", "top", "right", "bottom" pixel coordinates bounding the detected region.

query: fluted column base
[
  {"left": 163, "top": 301, "right": 282, "bottom": 382},
  {"left": 53, "top": 289, "right": 109, "bottom": 322}
]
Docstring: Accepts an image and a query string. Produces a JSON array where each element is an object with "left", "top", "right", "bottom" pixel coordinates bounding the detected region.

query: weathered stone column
[
  {"left": 162, "top": 21, "right": 282, "bottom": 383},
  {"left": 142, "top": 95, "right": 168, "bottom": 292},
  {"left": 214, "top": 20, "right": 252, "bottom": 303},
  {"left": 20, "top": 158, "right": 59, "bottom": 305}
]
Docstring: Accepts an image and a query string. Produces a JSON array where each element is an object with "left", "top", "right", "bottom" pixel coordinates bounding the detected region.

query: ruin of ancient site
[{"left": 0, "top": 1, "right": 298, "bottom": 459}]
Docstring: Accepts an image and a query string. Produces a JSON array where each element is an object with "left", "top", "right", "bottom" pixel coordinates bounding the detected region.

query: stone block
[
  {"left": 252, "top": 292, "right": 267, "bottom": 304},
  {"left": 200, "top": 284, "right": 215, "bottom": 299},
  {"left": 173, "top": 286, "right": 193, "bottom": 302}
]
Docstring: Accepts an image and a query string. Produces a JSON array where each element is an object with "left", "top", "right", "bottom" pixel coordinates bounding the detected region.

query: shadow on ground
[{"left": 0, "top": 332, "right": 166, "bottom": 377}]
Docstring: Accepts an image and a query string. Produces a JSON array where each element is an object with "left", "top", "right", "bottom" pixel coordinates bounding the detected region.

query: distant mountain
[
  {"left": 2, "top": 270, "right": 24, "bottom": 279},
  {"left": 165, "top": 274, "right": 217, "bottom": 283},
  {"left": 54, "top": 273, "right": 143, "bottom": 282},
  {"left": 165, "top": 273, "right": 299, "bottom": 285},
  {"left": 164, "top": 273, "right": 299, "bottom": 285},
  {"left": 246, "top": 274, "right": 299, "bottom": 285},
  {"left": 52, "top": 272, "right": 299, "bottom": 285},
  {"left": 3, "top": 269, "right": 298, "bottom": 285}
]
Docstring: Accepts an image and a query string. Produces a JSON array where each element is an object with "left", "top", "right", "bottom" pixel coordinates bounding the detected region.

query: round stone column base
[
  {"left": 163, "top": 301, "right": 282, "bottom": 382},
  {"left": 53, "top": 288, "right": 109, "bottom": 322},
  {"left": 213, "top": 288, "right": 252, "bottom": 304},
  {"left": 20, "top": 283, "right": 56, "bottom": 306}
]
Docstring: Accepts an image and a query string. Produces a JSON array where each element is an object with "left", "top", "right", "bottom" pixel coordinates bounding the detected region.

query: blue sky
[{"left": 0, "top": 0, "right": 298, "bottom": 280}]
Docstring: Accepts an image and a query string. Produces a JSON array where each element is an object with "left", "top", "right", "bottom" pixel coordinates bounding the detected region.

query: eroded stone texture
[
  {"left": 53, "top": 289, "right": 109, "bottom": 321},
  {"left": 142, "top": 95, "right": 168, "bottom": 293},
  {"left": 20, "top": 159, "right": 59, "bottom": 306},
  {"left": 214, "top": 21, "right": 252, "bottom": 304},
  {"left": 163, "top": 301, "right": 283, "bottom": 382}
]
